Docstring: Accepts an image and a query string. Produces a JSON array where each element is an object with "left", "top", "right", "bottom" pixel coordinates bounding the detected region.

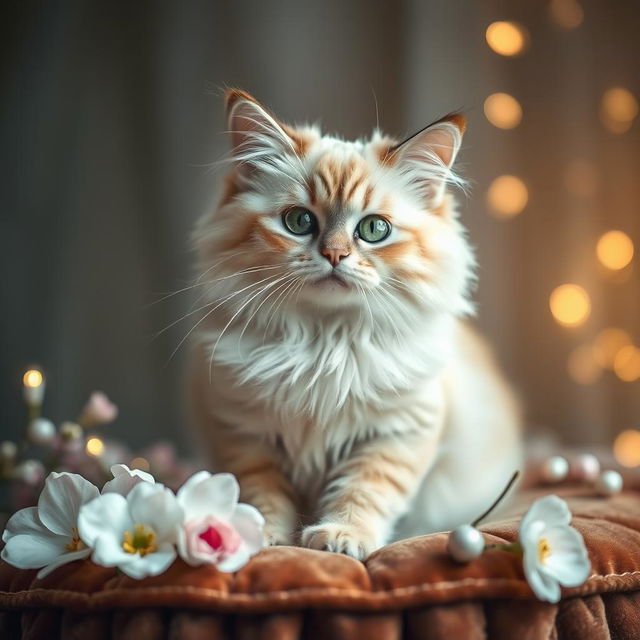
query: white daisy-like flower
[
  {"left": 101, "top": 463, "right": 155, "bottom": 496},
  {"left": 520, "top": 495, "right": 591, "bottom": 602},
  {"left": 176, "top": 472, "right": 264, "bottom": 572},
  {"left": 78, "top": 481, "right": 183, "bottom": 579},
  {"left": 1, "top": 472, "right": 99, "bottom": 578}
]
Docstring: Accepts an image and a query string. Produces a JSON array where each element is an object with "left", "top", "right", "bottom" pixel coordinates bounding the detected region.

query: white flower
[
  {"left": 176, "top": 472, "right": 264, "bottom": 571},
  {"left": 78, "top": 481, "right": 183, "bottom": 579},
  {"left": 102, "top": 464, "right": 155, "bottom": 496},
  {"left": 520, "top": 495, "right": 591, "bottom": 602},
  {"left": 1, "top": 472, "right": 99, "bottom": 578}
]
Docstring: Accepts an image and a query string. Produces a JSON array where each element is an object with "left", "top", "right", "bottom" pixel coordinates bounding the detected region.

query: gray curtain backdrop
[{"left": 2, "top": 0, "right": 639, "bottom": 453}]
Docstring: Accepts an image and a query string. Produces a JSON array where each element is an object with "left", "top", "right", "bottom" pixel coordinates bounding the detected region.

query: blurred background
[{"left": 2, "top": 1, "right": 640, "bottom": 468}]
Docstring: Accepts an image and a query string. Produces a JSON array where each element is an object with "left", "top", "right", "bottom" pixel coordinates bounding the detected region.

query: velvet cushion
[{"left": 1, "top": 485, "right": 640, "bottom": 639}]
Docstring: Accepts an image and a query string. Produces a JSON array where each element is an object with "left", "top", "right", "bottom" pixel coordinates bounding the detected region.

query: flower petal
[
  {"left": 544, "top": 525, "right": 591, "bottom": 587},
  {"left": 91, "top": 532, "right": 133, "bottom": 567},
  {"left": 102, "top": 464, "right": 155, "bottom": 496},
  {"left": 38, "top": 472, "right": 100, "bottom": 536},
  {"left": 216, "top": 545, "right": 250, "bottom": 573},
  {"left": 36, "top": 548, "right": 91, "bottom": 579},
  {"left": 78, "top": 493, "right": 130, "bottom": 547},
  {"left": 177, "top": 472, "right": 239, "bottom": 520},
  {"left": 2, "top": 507, "right": 44, "bottom": 542},
  {"left": 1, "top": 531, "right": 68, "bottom": 570},
  {"left": 128, "top": 483, "right": 183, "bottom": 540},
  {"left": 118, "top": 543, "right": 176, "bottom": 579},
  {"left": 523, "top": 548, "right": 561, "bottom": 602},
  {"left": 520, "top": 495, "right": 571, "bottom": 538},
  {"left": 231, "top": 504, "right": 265, "bottom": 554}
]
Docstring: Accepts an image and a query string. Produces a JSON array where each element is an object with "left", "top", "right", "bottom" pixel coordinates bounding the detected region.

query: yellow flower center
[
  {"left": 538, "top": 537, "right": 551, "bottom": 564},
  {"left": 65, "top": 526, "right": 86, "bottom": 552},
  {"left": 122, "top": 523, "right": 157, "bottom": 556}
]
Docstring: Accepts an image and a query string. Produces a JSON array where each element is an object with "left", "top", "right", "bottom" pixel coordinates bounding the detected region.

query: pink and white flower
[
  {"left": 101, "top": 464, "right": 154, "bottom": 496},
  {"left": 520, "top": 495, "right": 591, "bottom": 602},
  {"left": 1, "top": 472, "right": 99, "bottom": 578},
  {"left": 78, "top": 481, "right": 183, "bottom": 579},
  {"left": 77, "top": 391, "right": 118, "bottom": 426},
  {"left": 176, "top": 472, "right": 264, "bottom": 571}
]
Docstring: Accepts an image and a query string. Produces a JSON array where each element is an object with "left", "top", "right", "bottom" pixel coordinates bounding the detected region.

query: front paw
[
  {"left": 300, "top": 522, "right": 380, "bottom": 560},
  {"left": 263, "top": 522, "right": 294, "bottom": 547}
]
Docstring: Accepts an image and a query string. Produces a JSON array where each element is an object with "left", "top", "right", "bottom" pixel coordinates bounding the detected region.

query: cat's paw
[
  {"left": 300, "top": 522, "right": 380, "bottom": 560},
  {"left": 263, "top": 523, "right": 294, "bottom": 547}
]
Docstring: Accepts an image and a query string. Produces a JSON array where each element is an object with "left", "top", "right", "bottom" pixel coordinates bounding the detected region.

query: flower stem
[
  {"left": 485, "top": 541, "right": 523, "bottom": 554},
  {"left": 471, "top": 470, "right": 520, "bottom": 528}
]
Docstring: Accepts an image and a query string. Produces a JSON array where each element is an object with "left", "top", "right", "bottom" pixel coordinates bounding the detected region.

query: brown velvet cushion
[{"left": 1, "top": 485, "right": 640, "bottom": 639}]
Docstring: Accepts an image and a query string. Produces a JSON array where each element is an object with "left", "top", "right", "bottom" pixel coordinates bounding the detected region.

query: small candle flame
[{"left": 23, "top": 369, "right": 43, "bottom": 388}]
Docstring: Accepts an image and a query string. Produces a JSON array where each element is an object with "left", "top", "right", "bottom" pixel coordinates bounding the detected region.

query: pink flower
[
  {"left": 77, "top": 392, "right": 118, "bottom": 427},
  {"left": 176, "top": 472, "right": 264, "bottom": 572}
]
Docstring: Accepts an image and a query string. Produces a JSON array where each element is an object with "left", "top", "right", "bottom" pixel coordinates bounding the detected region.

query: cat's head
[{"left": 195, "top": 89, "right": 475, "bottom": 333}]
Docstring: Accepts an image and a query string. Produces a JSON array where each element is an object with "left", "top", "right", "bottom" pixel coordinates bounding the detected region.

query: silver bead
[
  {"left": 540, "top": 456, "right": 569, "bottom": 483},
  {"left": 572, "top": 453, "right": 600, "bottom": 481},
  {"left": 13, "top": 460, "right": 45, "bottom": 485},
  {"left": 447, "top": 525, "right": 485, "bottom": 563},
  {"left": 26, "top": 417, "right": 56, "bottom": 445},
  {"left": 594, "top": 470, "right": 623, "bottom": 496}
]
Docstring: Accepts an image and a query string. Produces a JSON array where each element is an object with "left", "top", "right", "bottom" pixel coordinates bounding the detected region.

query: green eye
[
  {"left": 357, "top": 215, "right": 391, "bottom": 243},
  {"left": 282, "top": 207, "right": 316, "bottom": 235}
]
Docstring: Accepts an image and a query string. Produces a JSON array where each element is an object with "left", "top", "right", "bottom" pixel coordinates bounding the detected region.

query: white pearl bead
[
  {"left": 0, "top": 440, "right": 18, "bottom": 461},
  {"left": 26, "top": 417, "right": 56, "bottom": 445},
  {"left": 572, "top": 454, "right": 601, "bottom": 481},
  {"left": 14, "top": 460, "right": 45, "bottom": 485},
  {"left": 594, "top": 470, "right": 623, "bottom": 496},
  {"left": 540, "top": 455, "right": 569, "bottom": 483},
  {"left": 447, "top": 525, "right": 485, "bottom": 563}
]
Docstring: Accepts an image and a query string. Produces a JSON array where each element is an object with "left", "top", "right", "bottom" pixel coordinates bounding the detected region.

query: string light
[
  {"left": 613, "top": 430, "right": 640, "bottom": 467},
  {"left": 567, "top": 345, "right": 601, "bottom": 385},
  {"left": 486, "top": 175, "right": 528, "bottom": 218},
  {"left": 596, "top": 230, "right": 634, "bottom": 271},
  {"left": 549, "top": 284, "right": 591, "bottom": 327},
  {"left": 600, "top": 87, "right": 638, "bottom": 134},
  {"left": 613, "top": 345, "right": 640, "bottom": 382},
  {"left": 548, "top": 0, "right": 584, "bottom": 29},
  {"left": 593, "top": 328, "right": 632, "bottom": 369},
  {"left": 485, "top": 22, "right": 528, "bottom": 56},
  {"left": 484, "top": 93, "right": 523, "bottom": 129},
  {"left": 86, "top": 437, "right": 105, "bottom": 457}
]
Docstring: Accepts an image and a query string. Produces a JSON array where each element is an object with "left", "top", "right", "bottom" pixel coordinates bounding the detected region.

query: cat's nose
[{"left": 321, "top": 247, "right": 350, "bottom": 267}]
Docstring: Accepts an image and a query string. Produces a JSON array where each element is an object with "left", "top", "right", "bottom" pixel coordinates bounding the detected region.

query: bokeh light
[
  {"left": 130, "top": 456, "right": 151, "bottom": 472},
  {"left": 484, "top": 93, "right": 523, "bottom": 129},
  {"left": 548, "top": 0, "right": 584, "bottom": 30},
  {"left": 567, "top": 345, "right": 602, "bottom": 385},
  {"left": 613, "top": 429, "right": 640, "bottom": 467},
  {"left": 486, "top": 175, "right": 528, "bottom": 219},
  {"left": 600, "top": 87, "right": 639, "bottom": 134},
  {"left": 564, "top": 158, "right": 599, "bottom": 198},
  {"left": 485, "top": 22, "right": 528, "bottom": 56},
  {"left": 23, "top": 369, "right": 43, "bottom": 388},
  {"left": 549, "top": 284, "right": 591, "bottom": 327},
  {"left": 593, "top": 328, "right": 632, "bottom": 368},
  {"left": 613, "top": 345, "right": 640, "bottom": 382},
  {"left": 596, "top": 230, "right": 634, "bottom": 271},
  {"left": 86, "top": 437, "right": 105, "bottom": 456}
]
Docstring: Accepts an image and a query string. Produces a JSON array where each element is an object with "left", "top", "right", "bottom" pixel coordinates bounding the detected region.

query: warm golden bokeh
[
  {"left": 564, "top": 158, "right": 599, "bottom": 198},
  {"left": 483, "top": 93, "right": 523, "bottom": 129},
  {"left": 486, "top": 175, "right": 528, "bottom": 218},
  {"left": 613, "top": 429, "right": 640, "bottom": 467},
  {"left": 86, "top": 436, "right": 105, "bottom": 456},
  {"left": 130, "top": 456, "right": 151, "bottom": 472},
  {"left": 600, "top": 87, "right": 639, "bottom": 133},
  {"left": 596, "top": 230, "right": 634, "bottom": 271},
  {"left": 593, "top": 328, "right": 632, "bottom": 369},
  {"left": 614, "top": 345, "right": 640, "bottom": 382},
  {"left": 485, "top": 22, "right": 527, "bottom": 56},
  {"left": 567, "top": 345, "right": 602, "bottom": 385},
  {"left": 23, "top": 369, "right": 43, "bottom": 388},
  {"left": 548, "top": 0, "right": 584, "bottom": 30},
  {"left": 549, "top": 284, "right": 591, "bottom": 327}
]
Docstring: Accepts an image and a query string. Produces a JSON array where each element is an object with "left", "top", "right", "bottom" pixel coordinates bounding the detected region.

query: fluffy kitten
[{"left": 189, "top": 89, "right": 522, "bottom": 558}]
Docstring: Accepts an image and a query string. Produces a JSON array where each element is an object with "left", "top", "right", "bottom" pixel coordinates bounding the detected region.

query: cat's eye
[
  {"left": 356, "top": 215, "right": 391, "bottom": 243},
  {"left": 282, "top": 207, "right": 316, "bottom": 235}
]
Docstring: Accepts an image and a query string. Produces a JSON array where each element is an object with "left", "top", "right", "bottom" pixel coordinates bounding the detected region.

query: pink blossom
[
  {"left": 77, "top": 392, "right": 118, "bottom": 427},
  {"left": 180, "top": 516, "right": 243, "bottom": 567}
]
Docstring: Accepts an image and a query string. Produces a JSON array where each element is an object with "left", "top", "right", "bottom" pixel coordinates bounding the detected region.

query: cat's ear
[
  {"left": 225, "top": 89, "right": 297, "bottom": 172},
  {"left": 390, "top": 114, "right": 466, "bottom": 206}
]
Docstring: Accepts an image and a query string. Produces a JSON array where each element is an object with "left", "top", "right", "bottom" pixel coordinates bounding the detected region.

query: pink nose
[{"left": 321, "top": 247, "right": 350, "bottom": 267}]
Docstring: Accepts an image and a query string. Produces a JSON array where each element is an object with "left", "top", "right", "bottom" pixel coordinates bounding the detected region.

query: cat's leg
[{"left": 301, "top": 404, "right": 445, "bottom": 559}]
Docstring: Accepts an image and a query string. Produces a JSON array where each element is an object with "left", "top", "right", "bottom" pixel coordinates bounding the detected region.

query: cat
[{"left": 188, "top": 88, "right": 522, "bottom": 559}]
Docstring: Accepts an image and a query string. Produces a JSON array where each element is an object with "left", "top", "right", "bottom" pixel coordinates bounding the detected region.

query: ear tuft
[
  {"left": 438, "top": 112, "right": 467, "bottom": 135},
  {"left": 225, "top": 88, "right": 261, "bottom": 116}
]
